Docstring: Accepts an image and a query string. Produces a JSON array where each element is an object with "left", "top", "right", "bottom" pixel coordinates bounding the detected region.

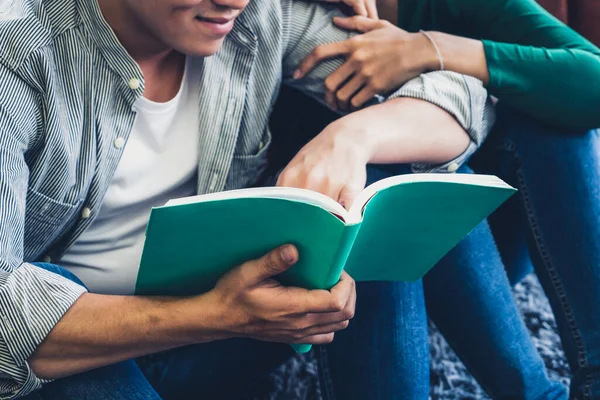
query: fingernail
[
  {"left": 293, "top": 70, "right": 301, "bottom": 79},
  {"left": 280, "top": 245, "right": 296, "bottom": 264}
]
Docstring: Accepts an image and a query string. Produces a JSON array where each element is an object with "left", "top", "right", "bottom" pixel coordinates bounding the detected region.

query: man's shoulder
[{"left": 0, "top": 0, "right": 78, "bottom": 71}]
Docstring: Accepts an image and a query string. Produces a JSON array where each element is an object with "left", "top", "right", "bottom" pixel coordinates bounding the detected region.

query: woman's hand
[
  {"left": 323, "top": 0, "right": 378, "bottom": 19},
  {"left": 295, "top": 16, "right": 439, "bottom": 111}
]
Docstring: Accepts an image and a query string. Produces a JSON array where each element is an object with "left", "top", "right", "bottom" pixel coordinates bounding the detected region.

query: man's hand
[
  {"left": 277, "top": 121, "right": 370, "bottom": 209},
  {"left": 323, "top": 0, "right": 378, "bottom": 19},
  {"left": 294, "top": 16, "right": 439, "bottom": 111},
  {"left": 211, "top": 245, "right": 356, "bottom": 344}
]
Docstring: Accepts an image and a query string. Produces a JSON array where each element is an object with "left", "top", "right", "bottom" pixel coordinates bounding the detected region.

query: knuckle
[
  {"left": 336, "top": 91, "right": 349, "bottom": 103},
  {"left": 324, "top": 333, "right": 335, "bottom": 343},
  {"left": 350, "top": 97, "right": 363, "bottom": 109},
  {"left": 293, "top": 320, "right": 308, "bottom": 331},
  {"left": 342, "top": 308, "right": 355, "bottom": 320},
  {"left": 370, "top": 79, "right": 384, "bottom": 92},
  {"left": 350, "top": 35, "right": 363, "bottom": 46},
  {"left": 352, "top": 51, "right": 366, "bottom": 64},
  {"left": 361, "top": 68, "right": 374, "bottom": 79},
  {"left": 324, "top": 77, "right": 337, "bottom": 93},
  {"left": 331, "top": 297, "right": 345, "bottom": 312},
  {"left": 313, "top": 46, "right": 326, "bottom": 59},
  {"left": 286, "top": 301, "right": 300, "bottom": 315},
  {"left": 340, "top": 320, "right": 350, "bottom": 329},
  {"left": 262, "top": 253, "right": 280, "bottom": 275},
  {"left": 306, "top": 169, "right": 326, "bottom": 186},
  {"left": 277, "top": 169, "right": 297, "bottom": 186}
]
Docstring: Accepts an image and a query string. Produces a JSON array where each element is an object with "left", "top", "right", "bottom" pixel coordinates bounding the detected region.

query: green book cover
[{"left": 135, "top": 173, "right": 516, "bottom": 353}]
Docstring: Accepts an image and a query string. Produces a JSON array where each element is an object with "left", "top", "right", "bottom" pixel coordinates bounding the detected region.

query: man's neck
[{"left": 97, "top": 0, "right": 186, "bottom": 102}]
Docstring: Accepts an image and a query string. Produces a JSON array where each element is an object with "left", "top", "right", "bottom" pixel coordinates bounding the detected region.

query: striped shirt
[{"left": 0, "top": 0, "right": 494, "bottom": 397}]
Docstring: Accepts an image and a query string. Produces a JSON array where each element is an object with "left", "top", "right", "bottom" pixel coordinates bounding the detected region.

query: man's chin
[{"left": 178, "top": 38, "right": 226, "bottom": 57}]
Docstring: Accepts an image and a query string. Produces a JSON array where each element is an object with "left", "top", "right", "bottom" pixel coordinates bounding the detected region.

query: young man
[{"left": 0, "top": 0, "right": 492, "bottom": 398}]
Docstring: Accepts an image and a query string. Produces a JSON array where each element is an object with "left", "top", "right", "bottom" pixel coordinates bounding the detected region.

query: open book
[
  {"left": 136, "top": 173, "right": 514, "bottom": 294},
  {"left": 136, "top": 173, "right": 514, "bottom": 353}
]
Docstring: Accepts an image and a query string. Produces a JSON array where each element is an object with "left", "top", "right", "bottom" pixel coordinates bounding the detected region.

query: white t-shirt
[{"left": 61, "top": 57, "right": 202, "bottom": 294}]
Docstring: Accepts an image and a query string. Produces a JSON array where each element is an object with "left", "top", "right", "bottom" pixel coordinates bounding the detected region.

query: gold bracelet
[{"left": 419, "top": 30, "right": 444, "bottom": 71}]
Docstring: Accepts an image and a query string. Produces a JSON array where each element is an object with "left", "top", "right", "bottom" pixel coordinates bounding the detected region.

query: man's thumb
[{"left": 250, "top": 245, "right": 298, "bottom": 283}]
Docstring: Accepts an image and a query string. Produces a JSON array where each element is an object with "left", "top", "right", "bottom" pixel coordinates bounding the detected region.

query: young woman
[{"left": 273, "top": 0, "right": 600, "bottom": 397}]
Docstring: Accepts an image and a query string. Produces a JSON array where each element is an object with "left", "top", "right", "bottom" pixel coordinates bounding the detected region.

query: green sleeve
[{"left": 398, "top": 0, "right": 600, "bottom": 130}]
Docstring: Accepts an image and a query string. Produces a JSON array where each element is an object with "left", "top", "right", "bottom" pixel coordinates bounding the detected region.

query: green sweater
[{"left": 397, "top": 0, "right": 600, "bottom": 130}]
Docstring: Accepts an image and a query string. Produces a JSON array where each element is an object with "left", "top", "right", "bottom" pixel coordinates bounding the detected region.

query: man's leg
[
  {"left": 24, "top": 361, "right": 163, "bottom": 400},
  {"left": 472, "top": 104, "right": 600, "bottom": 399},
  {"left": 144, "top": 166, "right": 430, "bottom": 400},
  {"left": 138, "top": 339, "right": 295, "bottom": 400},
  {"left": 138, "top": 281, "right": 429, "bottom": 400},
  {"left": 313, "top": 165, "right": 429, "bottom": 400},
  {"left": 317, "top": 280, "right": 430, "bottom": 400}
]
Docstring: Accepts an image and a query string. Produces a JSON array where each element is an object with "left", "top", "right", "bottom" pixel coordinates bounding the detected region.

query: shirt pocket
[
  {"left": 23, "top": 188, "right": 81, "bottom": 260},
  {"left": 226, "top": 126, "right": 272, "bottom": 190}
]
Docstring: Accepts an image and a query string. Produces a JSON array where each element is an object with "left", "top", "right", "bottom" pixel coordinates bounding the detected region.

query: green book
[{"left": 135, "top": 173, "right": 515, "bottom": 353}]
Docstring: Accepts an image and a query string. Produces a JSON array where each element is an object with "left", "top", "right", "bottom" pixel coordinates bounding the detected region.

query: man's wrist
[{"left": 156, "top": 292, "right": 231, "bottom": 345}]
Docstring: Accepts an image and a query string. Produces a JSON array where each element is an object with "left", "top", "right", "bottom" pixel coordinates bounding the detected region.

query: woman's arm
[
  {"left": 424, "top": 0, "right": 600, "bottom": 130},
  {"left": 300, "top": 0, "right": 600, "bottom": 130}
]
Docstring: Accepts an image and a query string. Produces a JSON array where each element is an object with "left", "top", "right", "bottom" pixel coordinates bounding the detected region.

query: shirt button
[
  {"left": 447, "top": 162, "right": 459, "bottom": 173},
  {"left": 43, "top": 255, "right": 52, "bottom": 263},
  {"left": 81, "top": 207, "right": 91, "bottom": 219},
  {"left": 113, "top": 137, "right": 125, "bottom": 149},
  {"left": 258, "top": 141, "right": 264, "bottom": 150},
  {"left": 128, "top": 78, "right": 141, "bottom": 90}
]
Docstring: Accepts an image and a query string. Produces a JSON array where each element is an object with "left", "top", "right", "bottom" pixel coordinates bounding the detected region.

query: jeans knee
[{"left": 31, "top": 262, "right": 88, "bottom": 289}]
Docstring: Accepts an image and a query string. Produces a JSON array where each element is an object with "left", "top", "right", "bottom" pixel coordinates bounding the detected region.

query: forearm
[
  {"left": 30, "top": 291, "right": 223, "bottom": 380},
  {"left": 426, "top": 32, "right": 490, "bottom": 85},
  {"left": 333, "top": 97, "right": 470, "bottom": 165},
  {"left": 426, "top": 32, "right": 600, "bottom": 130}
]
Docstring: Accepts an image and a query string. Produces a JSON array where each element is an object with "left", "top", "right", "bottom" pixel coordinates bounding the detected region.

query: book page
[
  {"left": 348, "top": 173, "right": 514, "bottom": 221},
  {"left": 165, "top": 187, "right": 350, "bottom": 220}
]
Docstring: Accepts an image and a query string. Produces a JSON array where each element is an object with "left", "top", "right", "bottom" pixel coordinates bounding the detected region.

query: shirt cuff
[{"left": 0, "top": 263, "right": 87, "bottom": 399}]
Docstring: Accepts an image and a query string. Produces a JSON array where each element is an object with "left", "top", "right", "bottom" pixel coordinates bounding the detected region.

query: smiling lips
[{"left": 195, "top": 15, "right": 236, "bottom": 35}]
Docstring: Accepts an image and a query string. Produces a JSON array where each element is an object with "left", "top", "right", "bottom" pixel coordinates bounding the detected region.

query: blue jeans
[
  {"left": 23, "top": 264, "right": 429, "bottom": 399},
  {"left": 472, "top": 105, "right": 600, "bottom": 399},
  {"left": 368, "top": 163, "right": 567, "bottom": 400}
]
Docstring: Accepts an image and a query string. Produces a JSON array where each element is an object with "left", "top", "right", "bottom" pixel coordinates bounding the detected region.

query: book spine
[{"left": 323, "top": 223, "right": 362, "bottom": 289}]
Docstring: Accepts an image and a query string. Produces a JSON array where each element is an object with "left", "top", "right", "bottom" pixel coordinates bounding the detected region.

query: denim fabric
[
  {"left": 471, "top": 104, "right": 600, "bottom": 399},
  {"left": 23, "top": 259, "right": 429, "bottom": 399},
  {"left": 364, "top": 163, "right": 566, "bottom": 399},
  {"left": 422, "top": 169, "right": 567, "bottom": 399}
]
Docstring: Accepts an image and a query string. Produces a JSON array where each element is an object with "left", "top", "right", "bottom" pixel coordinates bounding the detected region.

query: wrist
[
  {"left": 167, "top": 292, "right": 232, "bottom": 344},
  {"left": 325, "top": 118, "right": 376, "bottom": 164},
  {"left": 422, "top": 31, "right": 490, "bottom": 84},
  {"left": 412, "top": 31, "right": 443, "bottom": 72}
]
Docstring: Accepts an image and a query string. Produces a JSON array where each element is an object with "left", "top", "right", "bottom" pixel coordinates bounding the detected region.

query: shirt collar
[{"left": 77, "top": 0, "right": 144, "bottom": 99}]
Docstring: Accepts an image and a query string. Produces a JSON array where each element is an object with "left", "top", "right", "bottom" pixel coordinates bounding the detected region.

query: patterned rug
[{"left": 254, "top": 274, "right": 570, "bottom": 400}]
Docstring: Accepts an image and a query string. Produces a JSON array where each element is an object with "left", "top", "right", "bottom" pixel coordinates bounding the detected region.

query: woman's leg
[
  {"left": 472, "top": 104, "right": 600, "bottom": 399},
  {"left": 366, "top": 165, "right": 565, "bottom": 399},
  {"left": 422, "top": 178, "right": 566, "bottom": 399},
  {"left": 487, "top": 191, "right": 534, "bottom": 285}
]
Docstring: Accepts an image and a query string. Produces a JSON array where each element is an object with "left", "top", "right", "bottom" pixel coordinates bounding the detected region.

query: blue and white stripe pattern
[{"left": 0, "top": 0, "right": 494, "bottom": 397}]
